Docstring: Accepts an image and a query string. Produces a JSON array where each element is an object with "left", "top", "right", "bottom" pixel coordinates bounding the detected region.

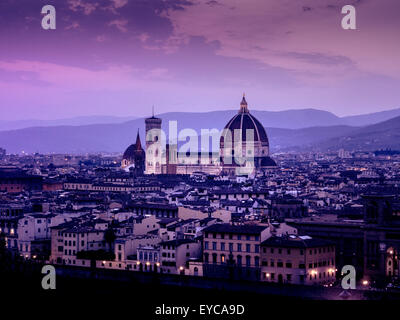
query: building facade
[
  {"left": 202, "top": 223, "right": 270, "bottom": 281},
  {"left": 260, "top": 235, "right": 336, "bottom": 285}
]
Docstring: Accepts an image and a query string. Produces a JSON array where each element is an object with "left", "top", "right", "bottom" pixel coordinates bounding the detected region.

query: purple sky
[{"left": 0, "top": 0, "right": 399, "bottom": 120}]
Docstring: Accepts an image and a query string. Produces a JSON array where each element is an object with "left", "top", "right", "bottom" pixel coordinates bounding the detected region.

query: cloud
[
  {"left": 111, "top": 0, "right": 128, "bottom": 8},
  {"left": 68, "top": 0, "right": 99, "bottom": 15},
  {"left": 0, "top": 60, "right": 175, "bottom": 91},
  {"left": 65, "top": 22, "right": 80, "bottom": 30},
  {"left": 164, "top": 0, "right": 400, "bottom": 82},
  {"left": 108, "top": 19, "right": 129, "bottom": 32}
]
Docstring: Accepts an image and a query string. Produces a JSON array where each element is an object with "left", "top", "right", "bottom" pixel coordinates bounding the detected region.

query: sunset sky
[{"left": 1, "top": 0, "right": 399, "bottom": 120}]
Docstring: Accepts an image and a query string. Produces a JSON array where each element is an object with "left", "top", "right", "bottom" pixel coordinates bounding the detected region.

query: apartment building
[
  {"left": 202, "top": 223, "right": 270, "bottom": 281},
  {"left": 50, "top": 224, "right": 106, "bottom": 265},
  {"left": 159, "top": 239, "right": 202, "bottom": 274},
  {"left": 260, "top": 235, "right": 336, "bottom": 285}
]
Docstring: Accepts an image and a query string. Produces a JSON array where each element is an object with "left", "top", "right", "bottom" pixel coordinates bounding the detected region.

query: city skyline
[{"left": 1, "top": 0, "right": 400, "bottom": 120}]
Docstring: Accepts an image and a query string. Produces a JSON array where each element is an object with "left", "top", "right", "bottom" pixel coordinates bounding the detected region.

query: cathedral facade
[{"left": 123, "top": 95, "right": 276, "bottom": 176}]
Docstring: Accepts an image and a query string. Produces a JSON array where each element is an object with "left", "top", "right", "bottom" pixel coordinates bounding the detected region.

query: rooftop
[{"left": 203, "top": 223, "right": 267, "bottom": 235}]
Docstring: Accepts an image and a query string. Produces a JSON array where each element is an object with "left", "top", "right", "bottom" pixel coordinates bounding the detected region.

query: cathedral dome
[
  {"left": 123, "top": 144, "right": 139, "bottom": 161},
  {"left": 122, "top": 131, "right": 145, "bottom": 174},
  {"left": 219, "top": 95, "right": 276, "bottom": 173},
  {"left": 220, "top": 95, "right": 269, "bottom": 148}
]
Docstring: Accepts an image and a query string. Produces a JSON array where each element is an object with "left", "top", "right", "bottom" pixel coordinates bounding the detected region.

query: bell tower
[{"left": 145, "top": 106, "right": 162, "bottom": 174}]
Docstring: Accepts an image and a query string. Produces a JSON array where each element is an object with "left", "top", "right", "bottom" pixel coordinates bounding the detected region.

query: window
[
  {"left": 212, "top": 253, "right": 217, "bottom": 264},
  {"left": 204, "top": 253, "right": 209, "bottom": 263},
  {"left": 246, "top": 244, "right": 251, "bottom": 253},
  {"left": 287, "top": 249, "right": 291, "bottom": 255},
  {"left": 237, "top": 255, "right": 242, "bottom": 266},
  {"left": 212, "top": 242, "right": 217, "bottom": 250},
  {"left": 270, "top": 259, "right": 275, "bottom": 267},
  {"left": 204, "top": 241, "right": 209, "bottom": 250},
  {"left": 287, "top": 274, "right": 292, "bottom": 282},
  {"left": 221, "top": 254, "right": 225, "bottom": 263},
  {"left": 286, "top": 262, "right": 292, "bottom": 268},
  {"left": 270, "top": 248, "right": 274, "bottom": 254},
  {"left": 246, "top": 256, "right": 251, "bottom": 267},
  {"left": 254, "top": 256, "right": 259, "bottom": 267},
  {"left": 229, "top": 243, "right": 233, "bottom": 252},
  {"left": 255, "top": 245, "right": 259, "bottom": 253},
  {"left": 237, "top": 244, "right": 242, "bottom": 252},
  {"left": 277, "top": 261, "right": 283, "bottom": 268},
  {"left": 262, "top": 260, "right": 268, "bottom": 266},
  {"left": 221, "top": 242, "right": 225, "bottom": 251}
]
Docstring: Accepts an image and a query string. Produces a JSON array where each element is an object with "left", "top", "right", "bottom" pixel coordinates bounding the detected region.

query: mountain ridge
[
  {"left": 1, "top": 109, "right": 400, "bottom": 154},
  {"left": 1, "top": 107, "right": 399, "bottom": 131}
]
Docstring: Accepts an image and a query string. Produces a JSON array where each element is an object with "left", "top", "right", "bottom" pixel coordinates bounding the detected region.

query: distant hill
[
  {"left": 0, "top": 116, "right": 137, "bottom": 131},
  {"left": 268, "top": 125, "right": 357, "bottom": 151},
  {"left": 1, "top": 110, "right": 400, "bottom": 154},
  {"left": 342, "top": 108, "right": 400, "bottom": 126},
  {"left": 310, "top": 116, "right": 400, "bottom": 151},
  {"left": 2, "top": 107, "right": 399, "bottom": 132},
  {"left": 0, "top": 122, "right": 357, "bottom": 154}
]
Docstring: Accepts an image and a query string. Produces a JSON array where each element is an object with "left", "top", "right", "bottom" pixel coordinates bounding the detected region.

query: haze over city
[{"left": 1, "top": 0, "right": 400, "bottom": 120}]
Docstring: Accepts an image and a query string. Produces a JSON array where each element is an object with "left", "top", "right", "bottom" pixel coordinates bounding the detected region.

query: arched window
[{"left": 246, "top": 255, "right": 251, "bottom": 267}]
